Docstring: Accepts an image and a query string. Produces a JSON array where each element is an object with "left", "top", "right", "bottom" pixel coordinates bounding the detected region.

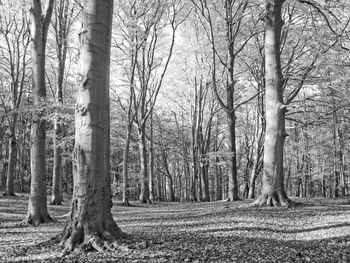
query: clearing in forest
[{"left": 0, "top": 195, "right": 350, "bottom": 262}]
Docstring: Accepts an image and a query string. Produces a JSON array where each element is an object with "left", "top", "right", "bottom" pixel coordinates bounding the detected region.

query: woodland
[{"left": 0, "top": 0, "right": 350, "bottom": 262}]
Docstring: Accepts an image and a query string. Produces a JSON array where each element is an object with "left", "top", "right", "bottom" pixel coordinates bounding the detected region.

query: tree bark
[
  {"left": 122, "top": 122, "right": 131, "bottom": 206},
  {"left": 148, "top": 112, "right": 154, "bottom": 204},
  {"left": 138, "top": 126, "right": 149, "bottom": 203},
  {"left": 227, "top": 111, "right": 239, "bottom": 201},
  {"left": 59, "top": 0, "right": 126, "bottom": 252},
  {"left": 51, "top": 0, "right": 72, "bottom": 205},
  {"left": 248, "top": 87, "right": 264, "bottom": 199},
  {"left": 25, "top": 0, "right": 54, "bottom": 225},
  {"left": 51, "top": 117, "right": 63, "bottom": 205},
  {"left": 253, "top": 0, "right": 292, "bottom": 207},
  {"left": 5, "top": 121, "right": 17, "bottom": 196}
]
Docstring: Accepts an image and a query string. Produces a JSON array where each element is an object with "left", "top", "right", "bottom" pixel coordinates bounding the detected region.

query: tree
[
  {"left": 60, "top": 0, "right": 126, "bottom": 251},
  {"left": 50, "top": 0, "right": 76, "bottom": 205},
  {"left": 0, "top": 1, "right": 30, "bottom": 196},
  {"left": 192, "top": 0, "right": 260, "bottom": 201},
  {"left": 25, "top": 0, "right": 54, "bottom": 225},
  {"left": 252, "top": 0, "right": 291, "bottom": 206}
]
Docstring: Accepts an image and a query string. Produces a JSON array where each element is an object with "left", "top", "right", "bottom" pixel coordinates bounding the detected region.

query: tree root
[
  {"left": 59, "top": 219, "right": 129, "bottom": 254},
  {"left": 21, "top": 213, "right": 54, "bottom": 226},
  {"left": 253, "top": 192, "right": 294, "bottom": 208}
]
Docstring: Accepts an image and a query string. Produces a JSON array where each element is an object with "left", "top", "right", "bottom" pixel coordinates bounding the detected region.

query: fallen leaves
[{"left": 0, "top": 196, "right": 350, "bottom": 262}]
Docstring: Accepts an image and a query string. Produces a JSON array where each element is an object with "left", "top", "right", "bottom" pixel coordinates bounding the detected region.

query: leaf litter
[{"left": 0, "top": 196, "right": 350, "bottom": 262}]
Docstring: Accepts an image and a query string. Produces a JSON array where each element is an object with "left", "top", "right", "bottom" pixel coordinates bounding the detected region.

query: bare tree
[
  {"left": 50, "top": 0, "right": 76, "bottom": 205},
  {"left": 0, "top": 1, "right": 30, "bottom": 196},
  {"left": 25, "top": 0, "right": 54, "bottom": 225}
]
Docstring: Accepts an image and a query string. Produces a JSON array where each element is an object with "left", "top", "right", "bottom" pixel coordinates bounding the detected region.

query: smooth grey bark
[
  {"left": 253, "top": 0, "right": 292, "bottom": 207},
  {"left": 148, "top": 111, "right": 154, "bottom": 204},
  {"left": 60, "top": 0, "right": 126, "bottom": 252},
  {"left": 25, "top": 0, "right": 54, "bottom": 225},
  {"left": 138, "top": 125, "right": 149, "bottom": 203}
]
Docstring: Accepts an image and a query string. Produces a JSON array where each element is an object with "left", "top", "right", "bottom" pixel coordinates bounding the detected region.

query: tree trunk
[
  {"left": 248, "top": 91, "right": 264, "bottom": 198},
  {"left": 253, "top": 0, "right": 292, "bottom": 207},
  {"left": 227, "top": 111, "right": 239, "bottom": 201},
  {"left": 190, "top": 141, "right": 198, "bottom": 201},
  {"left": 51, "top": 117, "right": 63, "bottom": 205},
  {"left": 148, "top": 112, "right": 154, "bottom": 204},
  {"left": 59, "top": 0, "right": 126, "bottom": 252},
  {"left": 51, "top": 0, "right": 71, "bottom": 205},
  {"left": 199, "top": 160, "right": 210, "bottom": 201},
  {"left": 248, "top": 140, "right": 258, "bottom": 199},
  {"left": 25, "top": 0, "right": 54, "bottom": 225},
  {"left": 138, "top": 126, "right": 149, "bottom": 203},
  {"left": 5, "top": 120, "right": 17, "bottom": 196},
  {"left": 122, "top": 122, "right": 131, "bottom": 206}
]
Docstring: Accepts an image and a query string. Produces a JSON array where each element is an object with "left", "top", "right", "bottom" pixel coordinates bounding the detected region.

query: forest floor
[{"left": 0, "top": 196, "right": 350, "bottom": 262}]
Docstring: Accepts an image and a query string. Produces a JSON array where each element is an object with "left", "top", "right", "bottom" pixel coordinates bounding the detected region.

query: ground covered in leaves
[{"left": 0, "top": 196, "right": 350, "bottom": 262}]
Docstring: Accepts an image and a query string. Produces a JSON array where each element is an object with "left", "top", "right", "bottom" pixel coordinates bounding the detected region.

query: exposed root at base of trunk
[
  {"left": 59, "top": 219, "right": 129, "bottom": 254},
  {"left": 253, "top": 192, "right": 293, "bottom": 207},
  {"left": 22, "top": 213, "right": 54, "bottom": 226}
]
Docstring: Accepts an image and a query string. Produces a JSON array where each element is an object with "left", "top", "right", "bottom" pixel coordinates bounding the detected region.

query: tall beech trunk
[
  {"left": 138, "top": 126, "right": 149, "bottom": 203},
  {"left": 148, "top": 112, "right": 154, "bottom": 204},
  {"left": 60, "top": 0, "right": 126, "bottom": 251},
  {"left": 25, "top": 0, "right": 54, "bottom": 225},
  {"left": 253, "top": 0, "right": 292, "bottom": 207}
]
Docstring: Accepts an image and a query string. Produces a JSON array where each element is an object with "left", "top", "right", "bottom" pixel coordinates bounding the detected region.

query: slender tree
[
  {"left": 51, "top": 0, "right": 75, "bottom": 205},
  {"left": 25, "top": 0, "right": 54, "bottom": 225},
  {"left": 192, "top": 0, "right": 259, "bottom": 201},
  {"left": 0, "top": 2, "right": 30, "bottom": 196},
  {"left": 60, "top": 0, "right": 126, "bottom": 252}
]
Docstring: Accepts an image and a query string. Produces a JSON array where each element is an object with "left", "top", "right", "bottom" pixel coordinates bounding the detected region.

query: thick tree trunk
[
  {"left": 25, "top": 0, "right": 54, "bottom": 225},
  {"left": 253, "top": 0, "right": 292, "bottom": 207},
  {"left": 138, "top": 127, "right": 149, "bottom": 203},
  {"left": 59, "top": 0, "right": 126, "bottom": 252}
]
